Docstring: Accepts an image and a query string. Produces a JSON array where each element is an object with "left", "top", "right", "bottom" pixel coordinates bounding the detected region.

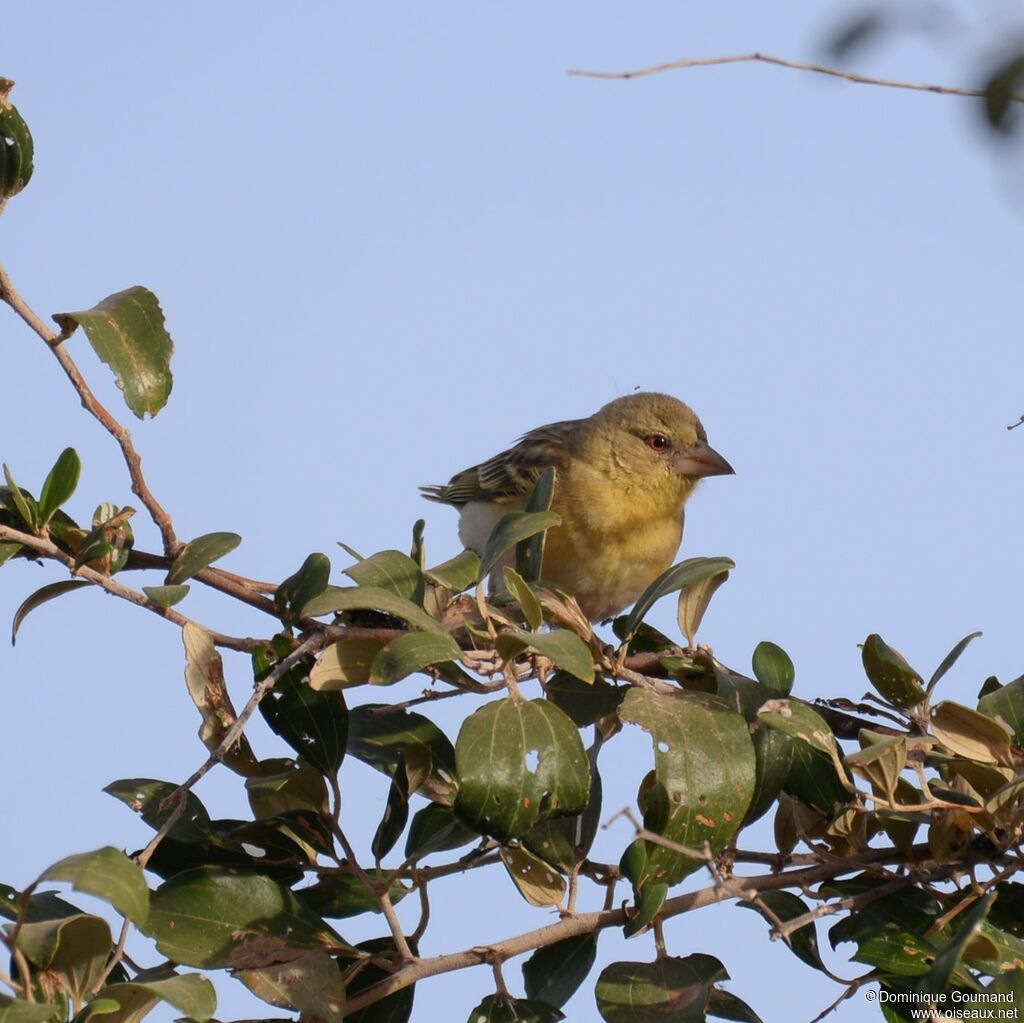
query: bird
[{"left": 421, "top": 392, "right": 733, "bottom": 622}]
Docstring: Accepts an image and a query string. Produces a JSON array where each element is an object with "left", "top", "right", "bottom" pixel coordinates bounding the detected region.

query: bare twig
[{"left": 568, "top": 51, "right": 1024, "bottom": 106}]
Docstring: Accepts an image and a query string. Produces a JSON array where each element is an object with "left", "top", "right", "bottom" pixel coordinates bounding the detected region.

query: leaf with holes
[
  {"left": 455, "top": 698, "right": 590, "bottom": 840},
  {"left": 53, "top": 287, "right": 174, "bottom": 419},
  {"left": 620, "top": 690, "right": 755, "bottom": 887},
  {"left": 500, "top": 844, "right": 565, "bottom": 907}
]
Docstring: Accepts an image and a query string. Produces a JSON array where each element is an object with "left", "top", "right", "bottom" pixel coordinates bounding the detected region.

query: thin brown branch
[
  {"left": 168, "top": 631, "right": 328, "bottom": 800},
  {"left": 343, "top": 844, "right": 954, "bottom": 1014},
  {"left": 0, "top": 262, "right": 179, "bottom": 554},
  {"left": 0, "top": 523, "right": 256, "bottom": 651},
  {"left": 568, "top": 51, "right": 1024, "bottom": 105}
]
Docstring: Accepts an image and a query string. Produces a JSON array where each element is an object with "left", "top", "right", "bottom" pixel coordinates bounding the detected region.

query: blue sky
[{"left": 2, "top": 3, "right": 1022, "bottom": 1021}]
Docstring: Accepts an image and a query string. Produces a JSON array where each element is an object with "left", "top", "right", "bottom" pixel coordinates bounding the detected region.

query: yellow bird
[{"left": 421, "top": 392, "right": 733, "bottom": 621}]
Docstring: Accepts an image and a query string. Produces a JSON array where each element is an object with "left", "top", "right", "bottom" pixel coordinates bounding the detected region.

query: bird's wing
[{"left": 421, "top": 418, "right": 580, "bottom": 506}]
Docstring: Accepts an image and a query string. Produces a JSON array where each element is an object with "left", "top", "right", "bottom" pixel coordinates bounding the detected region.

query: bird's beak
[{"left": 673, "top": 441, "right": 734, "bottom": 479}]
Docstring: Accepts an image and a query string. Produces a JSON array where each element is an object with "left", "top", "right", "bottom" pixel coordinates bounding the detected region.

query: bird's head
[{"left": 577, "top": 392, "right": 734, "bottom": 501}]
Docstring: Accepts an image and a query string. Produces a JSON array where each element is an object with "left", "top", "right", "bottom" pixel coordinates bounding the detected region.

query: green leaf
[
  {"left": 372, "top": 754, "right": 414, "bottom": 861},
  {"left": 91, "top": 974, "right": 217, "bottom": 1023},
  {"left": 503, "top": 566, "right": 544, "bottom": 630},
  {"left": 918, "top": 892, "right": 996, "bottom": 994},
  {"left": 166, "top": 531, "right": 241, "bottom": 584},
  {"left": 739, "top": 890, "right": 827, "bottom": 973},
  {"left": 931, "top": 701, "right": 1013, "bottom": 766},
  {"left": 343, "top": 937, "right": 416, "bottom": 1023},
  {"left": 927, "top": 631, "right": 983, "bottom": 695},
  {"left": 516, "top": 467, "right": 557, "bottom": 583},
  {"left": 623, "top": 882, "right": 668, "bottom": 938},
  {"left": 142, "top": 867, "right": 342, "bottom": 968},
  {"left": 236, "top": 951, "right": 344, "bottom": 1023},
  {"left": 303, "top": 585, "right": 448, "bottom": 635},
  {"left": 425, "top": 549, "right": 481, "bottom": 592},
  {"left": 141, "top": 584, "right": 189, "bottom": 608},
  {"left": 522, "top": 934, "right": 597, "bottom": 1009},
  {"left": 0, "top": 78, "right": 35, "bottom": 201},
  {"left": 298, "top": 873, "right": 410, "bottom": 919},
  {"left": 676, "top": 566, "right": 729, "bottom": 647},
  {"left": 499, "top": 626, "right": 598, "bottom": 684},
  {"left": 309, "top": 637, "right": 387, "bottom": 690},
  {"left": 0, "top": 1004, "right": 62, "bottom": 1023},
  {"left": 3, "top": 464, "right": 38, "bottom": 530},
  {"left": 403, "top": 803, "right": 477, "bottom": 860},
  {"left": 455, "top": 698, "right": 590, "bottom": 840},
  {"left": 0, "top": 541, "right": 23, "bottom": 566},
  {"left": 545, "top": 672, "right": 624, "bottom": 728},
  {"left": 103, "top": 778, "right": 213, "bottom": 844},
  {"left": 620, "top": 690, "right": 755, "bottom": 887},
  {"left": 495, "top": 629, "right": 594, "bottom": 683},
  {"left": 53, "top": 287, "right": 174, "bottom": 419},
  {"left": 347, "top": 704, "right": 457, "bottom": 805},
  {"left": 479, "top": 510, "right": 561, "bottom": 580},
  {"left": 751, "top": 641, "right": 795, "bottom": 695},
  {"left": 466, "top": 995, "right": 564, "bottom": 1023},
  {"left": 275, "top": 552, "right": 332, "bottom": 617},
  {"left": 757, "top": 700, "right": 840, "bottom": 758},
  {"left": 16, "top": 914, "right": 112, "bottom": 1002},
  {"left": 983, "top": 54, "right": 1024, "bottom": 133},
  {"left": 246, "top": 762, "right": 328, "bottom": 819},
  {"left": 259, "top": 663, "right": 347, "bottom": 776},
  {"left": 743, "top": 725, "right": 794, "bottom": 825},
  {"left": 978, "top": 674, "right": 1024, "bottom": 746},
  {"left": 344, "top": 549, "right": 424, "bottom": 603},
  {"left": 12, "top": 579, "right": 91, "bottom": 644},
  {"left": 596, "top": 954, "right": 735, "bottom": 1023},
  {"left": 38, "top": 448, "right": 81, "bottom": 525},
  {"left": 183, "top": 622, "right": 260, "bottom": 775},
  {"left": 500, "top": 844, "right": 565, "bottom": 907},
  {"left": 40, "top": 847, "right": 149, "bottom": 924},
  {"left": 369, "top": 631, "right": 463, "bottom": 685},
  {"left": 524, "top": 744, "right": 602, "bottom": 872},
  {"left": 621, "top": 557, "right": 735, "bottom": 643},
  {"left": 862, "top": 634, "right": 925, "bottom": 708}
]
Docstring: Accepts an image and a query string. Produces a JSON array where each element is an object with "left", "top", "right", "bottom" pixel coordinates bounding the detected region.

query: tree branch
[
  {"left": 0, "top": 263, "right": 179, "bottom": 555},
  {"left": 568, "top": 51, "right": 1024, "bottom": 105}
]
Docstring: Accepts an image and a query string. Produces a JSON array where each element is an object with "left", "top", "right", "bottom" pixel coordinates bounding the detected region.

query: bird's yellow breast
[{"left": 539, "top": 462, "right": 693, "bottom": 621}]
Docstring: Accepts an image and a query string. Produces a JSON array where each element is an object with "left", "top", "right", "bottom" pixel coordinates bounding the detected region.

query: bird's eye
[{"left": 645, "top": 434, "right": 669, "bottom": 451}]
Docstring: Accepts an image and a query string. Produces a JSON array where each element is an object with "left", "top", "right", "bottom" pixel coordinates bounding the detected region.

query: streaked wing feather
[{"left": 420, "top": 418, "right": 580, "bottom": 506}]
